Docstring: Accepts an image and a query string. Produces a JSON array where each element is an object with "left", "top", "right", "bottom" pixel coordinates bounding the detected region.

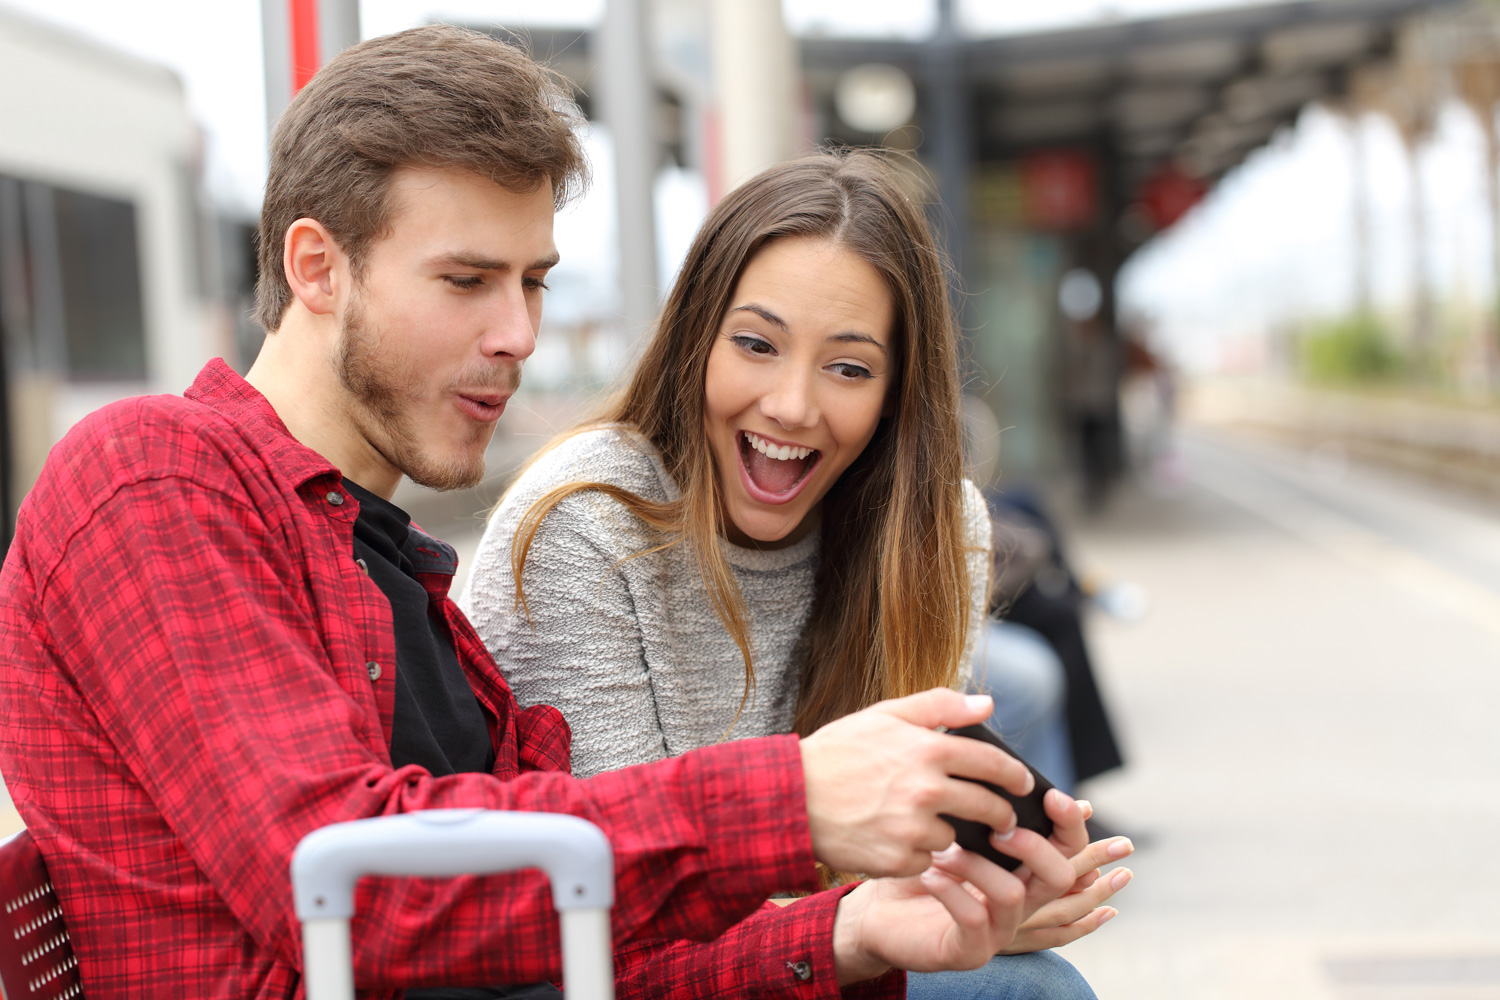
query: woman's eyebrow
[
  {"left": 829, "top": 332, "right": 886, "bottom": 354},
  {"left": 728, "top": 303, "right": 788, "bottom": 330},
  {"left": 729, "top": 304, "right": 887, "bottom": 354}
]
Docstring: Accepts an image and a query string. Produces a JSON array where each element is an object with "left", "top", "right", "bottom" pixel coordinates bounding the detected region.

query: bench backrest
[{"left": 0, "top": 831, "right": 83, "bottom": 999}]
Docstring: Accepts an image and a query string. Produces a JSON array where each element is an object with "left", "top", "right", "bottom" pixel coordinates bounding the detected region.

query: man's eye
[
  {"left": 731, "top": 334, "right": 774, "bottom": 355},
  {"left": 444, "top": 275, "right": 483, "bottom": 290},
  {"left": 523, "top": 276, "right": 551, "bottom": 291}
]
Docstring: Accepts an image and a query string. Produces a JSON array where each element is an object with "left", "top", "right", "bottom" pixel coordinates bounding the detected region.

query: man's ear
[{"left": 282, "top": 217, "right": 347, "bottom": 317}]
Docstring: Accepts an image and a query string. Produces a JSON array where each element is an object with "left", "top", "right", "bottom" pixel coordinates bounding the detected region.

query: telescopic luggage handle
[{"left": 292, "top": 809, "right": 614, "bottom": 1000}]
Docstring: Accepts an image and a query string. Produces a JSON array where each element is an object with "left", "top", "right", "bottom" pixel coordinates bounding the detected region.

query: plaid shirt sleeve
[
  {"left": 615, "top": 887, "right": 905, "bottom": 1000},
  {"left": 0, "top": 390, "right": 825, "bottom": 995}
]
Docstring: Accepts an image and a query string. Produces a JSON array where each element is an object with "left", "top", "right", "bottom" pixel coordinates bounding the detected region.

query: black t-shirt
[
  {"left": 345, "top": 479, "right": 495, "bottom": 776},
  {"left": 345, "top": 481, "right": 554, "bottom": 999}
]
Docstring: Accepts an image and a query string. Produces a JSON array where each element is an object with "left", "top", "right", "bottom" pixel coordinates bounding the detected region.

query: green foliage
[{"left": 1298, "top": 314, "right": 1402, "bottom": 385}]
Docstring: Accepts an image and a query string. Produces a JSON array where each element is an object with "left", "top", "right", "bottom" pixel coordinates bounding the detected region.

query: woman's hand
[
  {"left": 998, "top": 793, "right": 1135, "bottom": 954},
  {"left": 999, "top": 833, "right": 1133, "bottom": 952},
  {"left": 830, "top": 825, "right": 1078, "bottom": 985}
]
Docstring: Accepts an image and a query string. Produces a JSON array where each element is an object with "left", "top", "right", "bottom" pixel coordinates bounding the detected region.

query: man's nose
[{"left": 478, "top": 287, "right": 538, "bottom": 361}]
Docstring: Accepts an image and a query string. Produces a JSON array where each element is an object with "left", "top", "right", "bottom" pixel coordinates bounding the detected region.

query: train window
[
  {"left": 52, "top": 186, "right": 147, "bottom": 380},
  {"left": 0, "top": 177, "right": 148, "bottom": 382}
]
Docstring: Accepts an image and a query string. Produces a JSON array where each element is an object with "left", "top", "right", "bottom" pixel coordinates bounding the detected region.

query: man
[{"left": 0, "top": 26, "right": 1096, "bottom": 999}]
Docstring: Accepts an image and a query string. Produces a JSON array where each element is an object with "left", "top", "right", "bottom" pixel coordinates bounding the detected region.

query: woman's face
[{"left": 703, "top": 236, "right": 896, "bottom": 548}]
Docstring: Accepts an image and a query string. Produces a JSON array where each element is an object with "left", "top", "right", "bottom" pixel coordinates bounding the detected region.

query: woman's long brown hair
[{"left": 510, "top": 148, "right": 973, "bottom": 737}]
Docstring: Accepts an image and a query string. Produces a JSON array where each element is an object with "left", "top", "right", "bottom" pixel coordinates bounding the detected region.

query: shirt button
[
  {"left": 325, "top": 491, "right": 345, "bottom": 506},
  {"left": 790, "top": 961, "right": 812, "bottom": 982},
  {"left": 366, "top": 661, "right": 382, "bottom": 681}
]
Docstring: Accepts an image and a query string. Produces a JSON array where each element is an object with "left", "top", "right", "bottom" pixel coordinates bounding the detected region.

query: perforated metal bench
[{"left": 0, "top": 830, "right": 83, "bottom": 999}]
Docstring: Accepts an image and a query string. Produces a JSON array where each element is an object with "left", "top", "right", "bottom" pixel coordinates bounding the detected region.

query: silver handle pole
[{"left": 292, "top": 810, "right": 614, "bottom": 1000}]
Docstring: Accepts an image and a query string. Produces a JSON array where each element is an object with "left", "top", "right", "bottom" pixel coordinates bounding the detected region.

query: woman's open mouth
[{"left": 737, "top": 430, "right": 821, "bottom": 504}]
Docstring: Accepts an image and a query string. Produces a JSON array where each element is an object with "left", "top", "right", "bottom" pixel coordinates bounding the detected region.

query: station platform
[{"left": 1060, "top": 427, "right": 1500, "bottom": 998}]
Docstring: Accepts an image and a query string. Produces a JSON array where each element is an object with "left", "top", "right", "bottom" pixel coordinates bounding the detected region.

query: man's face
[{"left": 334, "top": 166, "right": 558, "bottom": 491}]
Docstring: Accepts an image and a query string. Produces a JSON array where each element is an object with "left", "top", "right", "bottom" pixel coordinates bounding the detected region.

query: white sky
[{"left": 0, "top": 0, "right": 1483, "bottom": 371}]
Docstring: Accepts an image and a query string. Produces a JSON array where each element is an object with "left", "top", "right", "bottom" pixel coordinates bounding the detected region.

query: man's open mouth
[
  {"left": 456, "top": 393, "right": 509, "bottom": 422},
  {"left": 737, "top": 430, "right": 821, "bottom": 500}
]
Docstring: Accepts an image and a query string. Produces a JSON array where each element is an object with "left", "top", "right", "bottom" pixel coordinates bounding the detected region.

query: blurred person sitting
[{"left": 986, "top": 489, "right": 1127, "bottom": 792}]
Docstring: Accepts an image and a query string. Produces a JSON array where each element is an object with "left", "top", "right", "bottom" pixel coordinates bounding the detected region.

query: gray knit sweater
[{"left": 459, "top": 426, "right": 991, "bottom": 779}]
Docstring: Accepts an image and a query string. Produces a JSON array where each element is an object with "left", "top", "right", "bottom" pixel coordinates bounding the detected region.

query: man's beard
[{"left": 335, "top": 297, "right": 511, "bottom": 492}]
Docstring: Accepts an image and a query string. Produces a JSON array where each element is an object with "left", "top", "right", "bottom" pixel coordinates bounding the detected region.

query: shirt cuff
[
  {"left": 778, "top": 885, "right": 907, "bottom": 1000},
  {"left": 682, "top": 733, "right": 821, "bottom": 899},
  {"left": 614, "top": 886, "right": 906, "bottom": 1000}
]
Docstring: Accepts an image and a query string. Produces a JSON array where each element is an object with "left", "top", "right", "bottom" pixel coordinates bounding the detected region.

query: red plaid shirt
[{"left": 0, "top": 359, "right": 902, "bottom": 1000}]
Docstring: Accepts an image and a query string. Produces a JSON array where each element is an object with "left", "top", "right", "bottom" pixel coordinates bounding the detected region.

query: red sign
[
  {"left": 289, "top": 0, "right": 321, "bottom": 94},
  {"left": 1021, "top": 150, "right": 1097, "bottom": 231},
  {"left": 1139, "top": 163, "right": 1207, "bottom": 232}
]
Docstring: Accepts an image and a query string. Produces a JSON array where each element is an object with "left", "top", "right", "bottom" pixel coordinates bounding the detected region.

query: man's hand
[
  {"left": 799, "top": 689, "right": 1037, "bottom": 877},
  {"left": 829, "top": 825, "right": 1078, "bottom": 985}
]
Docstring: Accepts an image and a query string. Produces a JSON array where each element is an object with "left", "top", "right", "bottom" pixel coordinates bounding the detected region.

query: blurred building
[
  {"left": 800, "top": 0, "right": 1460, "bottom": 488},
  {"left": 488, "top": 0, "right": 1459, "bottom": 498},
  {"left": 0, "top": 6, "right": 255, "bottom": 555}
]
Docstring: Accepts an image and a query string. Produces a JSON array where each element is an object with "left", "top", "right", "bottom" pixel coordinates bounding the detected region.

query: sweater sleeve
[
  {"left": 958, "top": 480, "right": 993, "bottom": 684},
  {"left": 462, "top": 431, "right": 675, "bottom": 778}
]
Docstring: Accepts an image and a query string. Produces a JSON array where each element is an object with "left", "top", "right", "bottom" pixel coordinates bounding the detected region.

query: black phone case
[{"left": 938, "top": 724, "right": 1055, "bottom": 871}]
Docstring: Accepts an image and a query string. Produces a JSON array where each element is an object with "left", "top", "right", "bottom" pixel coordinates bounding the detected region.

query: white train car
[{"left": 0, "top": 5, "right": 231, "bottom": 551}]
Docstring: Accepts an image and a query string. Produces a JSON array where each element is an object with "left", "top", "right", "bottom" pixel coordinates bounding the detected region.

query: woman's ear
[{"left": 282, "top": 217, "right": 347, "bottom": 318}]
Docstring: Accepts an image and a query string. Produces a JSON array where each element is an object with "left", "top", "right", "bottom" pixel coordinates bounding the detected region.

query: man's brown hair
[{"left": 254, "top": 25, "right": 588, "bottom": 330}]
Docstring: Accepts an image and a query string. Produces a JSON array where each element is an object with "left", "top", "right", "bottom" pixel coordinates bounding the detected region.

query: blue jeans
[
  {"left": 907, "top": 951, "right": 1096, "bottom": 999},
  {"left": 970, "top": 621, "right": 1075, "bottom": 794}
]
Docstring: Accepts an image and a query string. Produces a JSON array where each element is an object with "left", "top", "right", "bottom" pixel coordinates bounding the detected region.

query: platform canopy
[{"left": 803, "top": 0, "right": 1462, "bottom": 236}]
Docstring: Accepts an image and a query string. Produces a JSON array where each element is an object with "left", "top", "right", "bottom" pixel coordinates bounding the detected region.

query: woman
[
  {"left": 461, "top": 150, "right": 1124, "bottom": 995},
  {"left": 465, "top": 150, "right": 987, "bottom": 769}
]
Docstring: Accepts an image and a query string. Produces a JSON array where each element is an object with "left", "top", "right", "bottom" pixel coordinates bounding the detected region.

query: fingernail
[
  {"left": 933, "top": 842, "right": 960, "bottom": 863},
  {"left": 1110, "top": 868, "right": 1133, "bottom": 890},
  {"left": 964, "top": 694, "right": 993, "bottom": 713},
  {"left": 991, "top": 824, "right": 1016, "bottom": 844},
  {"left": 921, "top": 867, "right": 944, "bottom": 886},
  {"left": 1097, "top": 907, "right": 1117, "bottom": 925},
  {"left": 1107, "top": 837, "right": 1134, "bottom": 859},
  {"left": 1074, "top": 798, "right": 1091, "bottom": 814}
]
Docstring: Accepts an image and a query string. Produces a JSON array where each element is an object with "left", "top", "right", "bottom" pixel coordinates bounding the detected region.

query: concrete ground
[{"left": 1055, "top": 428, "right": 1500, "bottom": 999}]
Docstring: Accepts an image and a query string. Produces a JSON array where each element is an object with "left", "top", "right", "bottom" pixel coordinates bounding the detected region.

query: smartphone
[{"left": 938, "top": 723, "right": 1055, "bottom": 871}]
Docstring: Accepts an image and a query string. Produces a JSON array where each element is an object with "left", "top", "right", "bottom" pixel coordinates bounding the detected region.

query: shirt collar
[{"left": 184, "top": 357, "right": 341, "bottom": 490}]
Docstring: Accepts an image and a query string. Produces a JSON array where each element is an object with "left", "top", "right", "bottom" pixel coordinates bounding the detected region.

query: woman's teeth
[{"left": 745, "top": 432, "right": 814, "bottom": 461}]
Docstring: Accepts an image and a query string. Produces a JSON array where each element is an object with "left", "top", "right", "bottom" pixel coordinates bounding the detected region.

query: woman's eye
[
  {"left": 444, "top": 275, "right": 484, "bottom": 290},
  {"left": 829, "top": 362, "right": 873, "bottom": 380},
  {"left": 731, "top": 334, "right": 775, "bottom": 356}
]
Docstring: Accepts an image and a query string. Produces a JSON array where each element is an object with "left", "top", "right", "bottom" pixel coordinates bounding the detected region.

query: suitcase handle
[{"left": 292, "top": 809, "right": 614, "bottom": 1000}]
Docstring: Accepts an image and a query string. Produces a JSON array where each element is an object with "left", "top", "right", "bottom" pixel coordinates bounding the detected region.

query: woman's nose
[{"left": 759, "top": 370, "right": 818, "bottom": 429}]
